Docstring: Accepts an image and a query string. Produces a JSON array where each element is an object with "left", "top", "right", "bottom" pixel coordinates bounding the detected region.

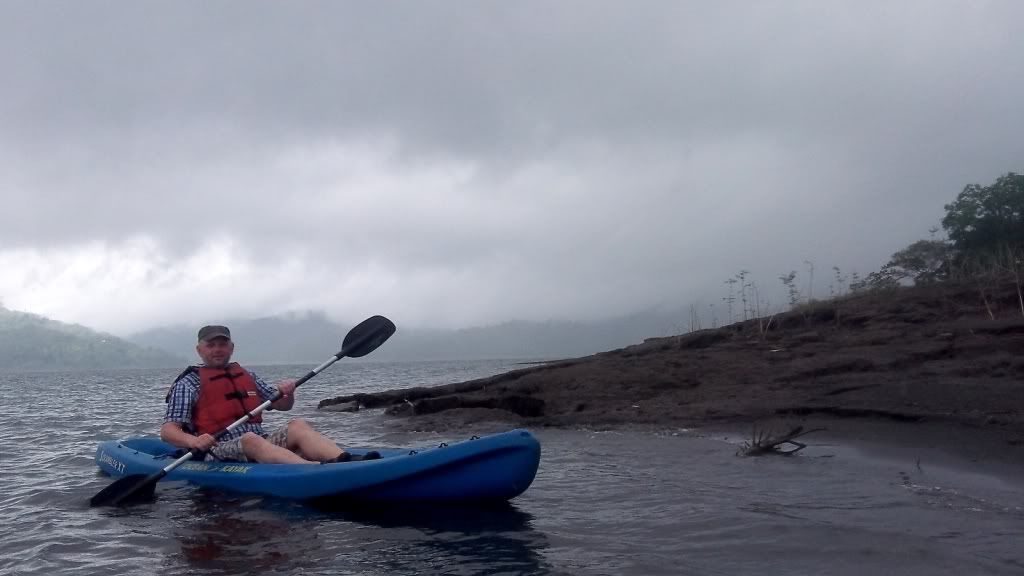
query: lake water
[{"left": 1, "top": 360, "right": 1023, "bottom": 575}]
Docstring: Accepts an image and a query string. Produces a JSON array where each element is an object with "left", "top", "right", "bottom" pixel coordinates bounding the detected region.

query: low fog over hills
[
  {"left": 1, "top": 302, "right": 691, "bottom": 370},
  {"left": 131, "top": 310, "right": 690, "bottom": 365}
]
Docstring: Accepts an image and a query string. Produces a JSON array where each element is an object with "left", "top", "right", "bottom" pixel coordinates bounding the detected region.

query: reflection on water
[
  {"left": 169, "top": 490, "right": 551, "bottom": 576},
  {"left": 171, "top": 492, "right": 324, "bottom": 574},
  {"left": 331, "top": 503, "right": 551, "bottom": 575}
]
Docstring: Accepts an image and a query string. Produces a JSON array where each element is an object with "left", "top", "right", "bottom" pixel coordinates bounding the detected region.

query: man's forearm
[{"left": 160, "top": 422, "right": 196, "bottom": 448}]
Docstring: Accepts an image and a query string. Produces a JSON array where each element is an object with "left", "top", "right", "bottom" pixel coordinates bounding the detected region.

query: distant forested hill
[{"left": 0, "top": 305, "right": 186, "bottom": 371}]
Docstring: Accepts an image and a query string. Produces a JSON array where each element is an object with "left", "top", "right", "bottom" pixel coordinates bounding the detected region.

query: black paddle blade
[
  {"left": 341, "top": 315, "right": 396, "bottom": 358},
  {"left": 89, "top": 474, "right": 159, "bottom": 507}
]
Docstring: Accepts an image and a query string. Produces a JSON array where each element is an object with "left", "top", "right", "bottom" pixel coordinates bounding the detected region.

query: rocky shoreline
[{"left": 320, "top": 281, "right": 1024, "bottom": 448}]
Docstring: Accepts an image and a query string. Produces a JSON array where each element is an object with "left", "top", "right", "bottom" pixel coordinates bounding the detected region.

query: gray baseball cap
[{"left": 197, "top": 325, "right": 231, "bottom": 342}]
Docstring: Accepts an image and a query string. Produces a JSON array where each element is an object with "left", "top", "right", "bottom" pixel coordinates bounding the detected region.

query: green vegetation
[
  {"left": 709, "top": 171, "right": 1024, "bottom": 330},
  {"left": 855, "top": 172, "right": 1024, "bottom": 318},
  {"left": 0, "top": 305, "right": 185, "bottom": 371},
  {"left": 861, "top": 172, "right": 1024, "bottom": 292},
  {"left": 943, "top": 173, "right": 1024, "bottom": 256}
]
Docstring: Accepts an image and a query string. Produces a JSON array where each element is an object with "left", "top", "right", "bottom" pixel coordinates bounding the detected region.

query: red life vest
[{"left": 192, "top": 363, "right": 264, "bottom": 435}]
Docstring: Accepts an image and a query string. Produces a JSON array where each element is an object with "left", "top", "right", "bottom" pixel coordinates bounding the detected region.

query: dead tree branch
[{"left": 737, "top": 425, "right": 825, "bottom": 456}]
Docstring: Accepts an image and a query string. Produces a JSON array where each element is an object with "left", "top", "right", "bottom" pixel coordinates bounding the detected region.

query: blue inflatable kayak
[{"left": 94, "top": 429, "right": 540, "bottom": 504}]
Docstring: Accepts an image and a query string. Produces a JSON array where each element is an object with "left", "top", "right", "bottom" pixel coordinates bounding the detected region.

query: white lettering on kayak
[
  {"left": 98, "top": 451, "right": 126, "bottom": 475},
  {"left": 220, "top": 465, "right": 250, "bottom": 474},
  {"left": 181, "top": 462, "right": 211, "bottom": 472},
  {"left": 178, "top": 462, "right": 249, "bottom": 473}
]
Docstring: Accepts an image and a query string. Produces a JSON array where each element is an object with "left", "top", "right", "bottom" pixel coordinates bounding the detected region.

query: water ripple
[{"left": 2, "top": 364, "right": 1024, "bottom": 575}]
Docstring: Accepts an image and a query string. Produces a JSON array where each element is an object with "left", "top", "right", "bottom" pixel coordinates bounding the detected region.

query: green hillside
[{"left": 0, "top": 305, "right": 186, "bottom": 371}]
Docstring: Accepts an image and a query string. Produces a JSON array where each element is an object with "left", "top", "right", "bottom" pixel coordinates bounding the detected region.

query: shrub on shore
[{"left": 701, "top": 172, "right": 1024, "bottom": 333}]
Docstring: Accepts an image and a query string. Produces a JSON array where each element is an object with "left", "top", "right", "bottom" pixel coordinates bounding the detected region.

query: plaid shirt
[{"left": 164, "top": 366, "right": 280, "bottom": 441}]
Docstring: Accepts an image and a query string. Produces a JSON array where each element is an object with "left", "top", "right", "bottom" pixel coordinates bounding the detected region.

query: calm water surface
[{"left": 1, "top": 360, "right": 1022, "bottom": 575}]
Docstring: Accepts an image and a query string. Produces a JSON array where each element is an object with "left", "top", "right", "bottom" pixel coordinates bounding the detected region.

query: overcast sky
[{"left": 1, "top": 1, "right": 1021, "bottom": 336}]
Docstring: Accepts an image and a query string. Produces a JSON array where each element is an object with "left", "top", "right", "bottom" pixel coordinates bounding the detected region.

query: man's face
[{"left": 196, "top": 337, "right": 234, "bottom": 368}]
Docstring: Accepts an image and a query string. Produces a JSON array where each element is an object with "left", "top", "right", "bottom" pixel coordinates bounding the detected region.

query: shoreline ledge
[{"left": 319, "top": 281, "right": 1024, "bottom": 447}]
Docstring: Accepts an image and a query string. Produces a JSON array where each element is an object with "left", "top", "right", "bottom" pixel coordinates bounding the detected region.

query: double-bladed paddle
[{"left": 89, "top": 314, "right": 396, "bottom": 507}]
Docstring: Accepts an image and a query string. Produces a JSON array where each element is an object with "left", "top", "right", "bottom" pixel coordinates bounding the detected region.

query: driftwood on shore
[{"left": 737, "top": 425, "right": 825, "bottom": 456}]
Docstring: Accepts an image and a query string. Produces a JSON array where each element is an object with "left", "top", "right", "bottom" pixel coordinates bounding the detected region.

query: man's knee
[
  {"left": 239, "top": 431, "right": 265, "bottom": 450},
  {"left": 287, "top": 418, "right": 311, "bottom": 433}
]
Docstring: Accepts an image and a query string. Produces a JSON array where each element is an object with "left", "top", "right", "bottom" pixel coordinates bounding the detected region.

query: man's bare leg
[
  {"left": 240, "top": 432, "right": 318, "bottom": 464},
  {"left": 284, "top": 419, "right": 346, "bottom": 461}
]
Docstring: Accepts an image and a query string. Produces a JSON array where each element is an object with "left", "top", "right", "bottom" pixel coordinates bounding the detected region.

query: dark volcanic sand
[{"left": 321, "top": 281, "right": 1024, "bottom": 453}]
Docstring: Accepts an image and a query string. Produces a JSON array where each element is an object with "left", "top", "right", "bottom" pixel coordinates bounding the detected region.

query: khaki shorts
[{"left": 206, "top": 426, "right": 289, "bottom": 462}]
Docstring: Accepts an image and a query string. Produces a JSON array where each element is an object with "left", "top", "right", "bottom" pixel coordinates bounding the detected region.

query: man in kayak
[{"left": 161, "top": 324, "right": 378, "bottom": 464}]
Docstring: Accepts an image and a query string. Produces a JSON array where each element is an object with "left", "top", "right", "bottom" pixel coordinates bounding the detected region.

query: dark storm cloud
[{"left": 0, "top": 1, "right": 1021, "bottom": 332}]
